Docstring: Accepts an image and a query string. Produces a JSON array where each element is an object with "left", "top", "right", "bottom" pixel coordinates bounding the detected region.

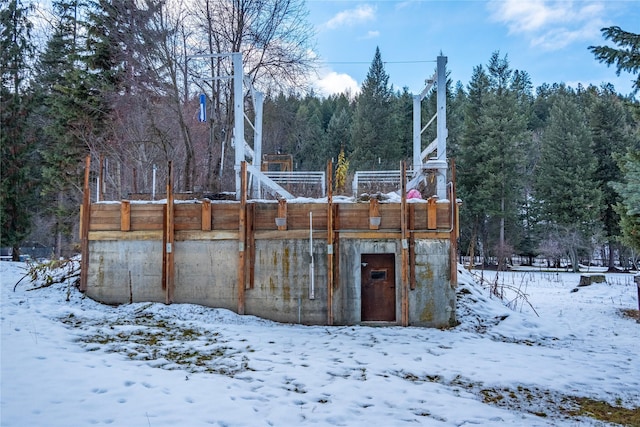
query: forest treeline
[{"left": 1, "top": 0, "right": 639, "bottom": 270}]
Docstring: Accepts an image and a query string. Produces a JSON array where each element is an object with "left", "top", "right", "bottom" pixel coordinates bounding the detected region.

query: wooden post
[
  {"left": 400, "top": 161, "right": 409, "bottom": 326},
  {"left": 120, "top": 200, "right": 131, "bottom": 232},
  {"left": 326, "top": 160, "right": 334, "bottom": 325},
  {"left": 277, "top": 198, "right": 287, "bottom": 230},
  {"left": 201, "top": 199, "right": 212, "bottom": 231},
  {"left": 164, "top": 161, "right": 175, "bottom": 305},
  {"left": 409, "top": 204, "right": 416, "bottom": 290},
  {"left": 247, "top": 203, "right": 255, "bottom": 289},
  {"left": 369, "top": 198, "right": 380, "bottom": 230},
  {"left": 427, "top": 196, "right": 437, "bottom": 229},
  {"left": 238, "top": 161, "right": 247, "bottom": 315},
  {"left": 162, "top": 204, "right": 167, "bottom": 291},
  {"left": 449, "top": 159, "right": 458, "bottom": 289},
  {"left": 79, "top": 155, "right": 91, "bottom": 292}
]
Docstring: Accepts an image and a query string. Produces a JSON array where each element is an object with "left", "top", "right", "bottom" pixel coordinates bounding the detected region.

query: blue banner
[{"left": 199, "top": 94, "right": 206, "bottom": 122}]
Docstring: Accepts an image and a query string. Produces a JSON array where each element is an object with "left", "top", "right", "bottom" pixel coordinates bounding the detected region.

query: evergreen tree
[
  {"left": 293, "top": 98, "right": 325, "bottom": 170},
  {"left": 588, "top": 85, "right": 633, "bottom": 268},
  {"left": 589, "top": 27, "right": 640, "bottom": 93},
  {"left": 534, "top": 89, "right": 602, "bottom": 271},
  {"left": 0, "top": 0, "right": 37, "bottom": 259},
  {"left": 325, "top": 106, "right": 352, "bottom": 162},
  {"left": 35, "top": 0, "right": 95, "bottom": 257},
  {"left": 391, "top": 87, "right": 413, "bottom": 161},
  {"left": 351, "top": 47, "right": 397, "bottom": 170},
  {"left": 457, "top": 53, "right": 530, "bottom": 267},
  {"left": 612, "top": 149, "right": 640, "bottom": 252},
  {"left": 457, "top": 64, "right": 491, "bottom": 263}
]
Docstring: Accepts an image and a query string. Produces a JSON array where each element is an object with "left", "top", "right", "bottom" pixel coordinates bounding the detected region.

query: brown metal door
[{"left": 361, "top": 253, "right": 396, "bottom": 321}]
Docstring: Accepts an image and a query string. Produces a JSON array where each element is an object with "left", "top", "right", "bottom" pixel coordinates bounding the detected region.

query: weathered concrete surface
[
  {"left": 245, "top": 239, "right": 328, "bottom": 324},
  {"left": 86, "top": 240, "right": 164, "bottom": 304},
  {"left": 410, "top": 239, "right": 456, "bottom": 327},
  {"left": 86, "top": 236, "right": 455, "bottom": 327},
  {"left": 173, "top": 240, "right": 238, "bottom": 311}
]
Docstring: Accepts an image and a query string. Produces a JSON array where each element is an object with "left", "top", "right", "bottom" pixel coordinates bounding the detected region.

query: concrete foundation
[{"left": 86, "top": 235, "right": 456, "bottom": 327}]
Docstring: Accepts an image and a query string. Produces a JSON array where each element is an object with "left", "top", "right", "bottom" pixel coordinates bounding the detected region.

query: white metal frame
[{"left": 412, "top": 55, "right": 448, "bottom": 199}]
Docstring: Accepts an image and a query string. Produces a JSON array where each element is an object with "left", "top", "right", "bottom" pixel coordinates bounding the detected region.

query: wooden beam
[
  {"left": 175, "top": 230, "right": 238, "bottom": 241},
  {"left": 409, "top": 205, "right": 416, "bottom": 290},
  {"left": 248, "top": 203, "right": 255, "bottom": 290},
  {"left": 254, "top": 230, "right": 328, "bottom": 240},
  {"left": 89, "top": 230, "right": 163, "bottom": 241},
  {"left": 450, "top": 159, "right": 458, "bottom": 289},
  {"left": 277, "top": 198, "right": 287, "bottom": 230},
  {"left": 237, "top": 161, "right": 247, "bottom": 315},
  {"left": 326, "top": 160, "right": 334, "bottom": 326},
  {"left": 339, "top": 231, "right": 402, "bottom": 240},
  {"left": 201, "top": 199, "right": 212, "bottom": 231},
  {"left": 427, "top": 197, "right": 437, "bottom": 230},
  {"left": 164, "top": 162, "right": 175, "bottom": 304},
  {"left": 162, "top": 204, "right": 167, "bottom": 291},
  {"left": 400, "top": 161, "right": 409, "bottom": 326},
  {"left": 333, "top": 204, "right": 340, "bottom": 293},
  {"left": 369, "top": 198, "right": 380, "bottom": 230},
  {"left": 409, "top": 234, "right": 416, "bottom": 290},
  {"left": 120, "top": 200, "right": 131, "bottom": 232},
  {"left": 79, "top": 155, "right": 91, "bottom": 292}
]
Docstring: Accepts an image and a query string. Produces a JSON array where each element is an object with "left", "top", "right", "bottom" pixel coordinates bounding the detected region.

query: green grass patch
[{"left": 567, "top": 397, "right": 640, "bottom": 427}]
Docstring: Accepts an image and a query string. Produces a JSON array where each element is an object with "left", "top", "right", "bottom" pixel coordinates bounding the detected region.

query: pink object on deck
[{"left": 407, "top": 189, "right": 422, "bottom": 199}]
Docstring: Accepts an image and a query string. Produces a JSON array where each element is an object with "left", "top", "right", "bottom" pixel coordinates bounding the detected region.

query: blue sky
[{"left": 307, "top": 0, "right": 640, "bottom": 97}]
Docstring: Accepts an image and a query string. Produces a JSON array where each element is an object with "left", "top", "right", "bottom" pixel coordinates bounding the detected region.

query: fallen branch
[{"left": 13, "top": 258, "right": 81, "bottom": 295}]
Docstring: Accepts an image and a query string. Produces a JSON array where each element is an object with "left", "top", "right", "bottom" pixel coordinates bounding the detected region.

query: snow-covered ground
[{"left": 1, "top": 261, "right": 638, "bottom": 426}]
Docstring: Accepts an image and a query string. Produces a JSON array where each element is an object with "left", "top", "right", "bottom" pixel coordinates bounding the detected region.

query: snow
[{"left": 2, "top": 261, "right": 639, "bottom": 426}]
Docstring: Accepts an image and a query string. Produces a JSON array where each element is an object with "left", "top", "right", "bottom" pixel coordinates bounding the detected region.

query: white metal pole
[
  {"left": 253, "top": 90, "right": 264, "bottom": 198},
  {"left": 233, "top": 53, "right": 244, "bottom": 199},
  {"left": 436, "top": 55, "right": 448, "bottom": 199},
  {"left": 152, "top": 164, "right": 157, "bottom": 200},
  {"left": 413, "top": 94, "right": 421, "bottom": 173}
]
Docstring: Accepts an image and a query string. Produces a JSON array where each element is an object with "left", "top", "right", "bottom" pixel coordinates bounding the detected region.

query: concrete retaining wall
[{"left": 86, "top": 235, "right": 456, "bottom": 328}]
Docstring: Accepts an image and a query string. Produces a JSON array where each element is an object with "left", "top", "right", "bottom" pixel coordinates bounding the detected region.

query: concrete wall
[
  {"left": 245, "top": 239, "right": 328, "bottom": 324},
  {"left": 410, "top": 240, "right": 456, "bottom": 327},
  {"left": 173, "top": 240, "right": 238, "bottom": 311},
  {"left": 86, "top": 236, "right": 455, "bottom": 328},
  {"left": 86, "top": 240, "right": 165, "bottom": 304}
]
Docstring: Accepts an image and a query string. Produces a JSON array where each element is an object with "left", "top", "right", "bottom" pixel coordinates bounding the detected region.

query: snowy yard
[{"left": 1, "top": 261, "right": 638, "bottom": 426}]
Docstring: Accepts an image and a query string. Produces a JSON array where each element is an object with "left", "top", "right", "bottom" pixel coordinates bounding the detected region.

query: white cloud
[
  {"left": 324, "top": 5, "right": 376, "bottom": 30},
  {"left": 361, "top": 30, "right": 380, "bottom": 40},
  {"left": 313, "top": 71, "right": 360, "bottom": 97},
  {"left": 488, "top": 0, "right": 606, "bottom": 51}
]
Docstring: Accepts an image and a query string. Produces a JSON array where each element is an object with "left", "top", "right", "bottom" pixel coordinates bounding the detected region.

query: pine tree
[
  {"left": 534, "top": 89, "right": 603, "bottom": 271},
  {"left": 351, "top": 47, "right": 397, "bottom": 170},
  {"left": 588, "top": 85, "right": 633, "bottom": 267},
  {"left": 612, "top": 149, "right": 640, "bottom": 252},
  {"left": 35, "top": 0, "right": 95, "bottom": 257},
  {"left": 293, "top": 99, "right": 326, "bottom": 170},
  {"left": 0, "top": 0, "right": 38, "bottom": 259},
  {"left": 589, "top": 27, "right": 640, "bottom": 93},
  {"left": 457, "top": 64, "right": 491, "bottom": 263},
  {"left": 457, "top": 53, "right": 530, "bottom": 267},
  {"left": 325, "top": 106, "right": 352, "bottom": 162}
]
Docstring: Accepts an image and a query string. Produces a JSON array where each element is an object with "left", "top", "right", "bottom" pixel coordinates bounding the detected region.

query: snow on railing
[
  {"left": 352, "top": 170, "right": 415, "bottom": 196},
  {"left": 262, "top": 171, "right": 326, "bottom": 197}
]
